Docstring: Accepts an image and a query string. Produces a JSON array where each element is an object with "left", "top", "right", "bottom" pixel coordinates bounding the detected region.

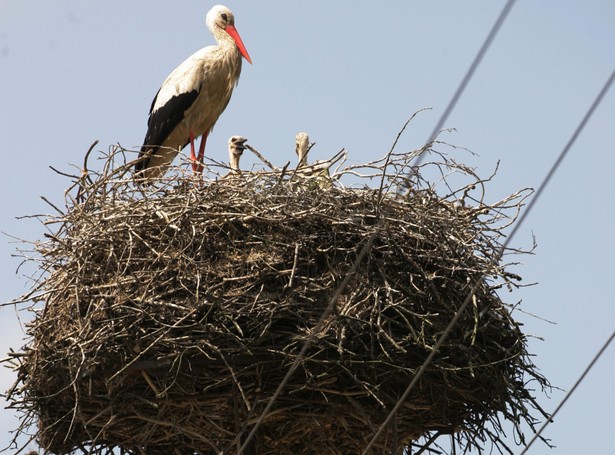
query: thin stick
[{"left": 245, "top": 144, "right": 277, "bottom": 171}]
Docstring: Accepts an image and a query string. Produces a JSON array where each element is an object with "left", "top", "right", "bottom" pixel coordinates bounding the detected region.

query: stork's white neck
[
  {"left": 211, "top": 25, "right": 235, "bottom": 46},
  {"left": 229, "top": 152, "right": 241, "bottom": 172},
  {"left": 296, "top": 133, "right": 310, "bottom": 167}
]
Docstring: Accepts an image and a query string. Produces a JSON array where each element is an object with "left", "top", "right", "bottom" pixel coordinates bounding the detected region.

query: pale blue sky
[{"left": 1, "top": 1, "right": 614, "bottom": 453}]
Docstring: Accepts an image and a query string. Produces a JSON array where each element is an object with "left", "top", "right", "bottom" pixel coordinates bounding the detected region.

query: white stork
[
  {"left": 295, "top": 132, "right": 310, "bottom": 167},
  {"left": 293, "top": 132, "right": 345, "bottom": 188},
  {"left": 135, "top": 5, "right": 252, "bottom": 180},
  {"left": 227, "top": 135, "right": 247, "bottom": 175}
]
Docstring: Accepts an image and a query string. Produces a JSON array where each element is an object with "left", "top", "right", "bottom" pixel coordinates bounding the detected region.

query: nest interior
[{"left": 5, "top": 142, "right": 549, "bottom": 454}]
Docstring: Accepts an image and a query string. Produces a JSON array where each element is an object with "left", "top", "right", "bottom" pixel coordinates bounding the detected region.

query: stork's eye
[{"left": 221, "top": 13, "right": 228, "bottom": 22}]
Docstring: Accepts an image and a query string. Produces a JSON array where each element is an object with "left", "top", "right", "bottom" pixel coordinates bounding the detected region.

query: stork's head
[
  {"left": 207, "top": 5, "right": 252, "bottom": 64},
  {"left": 228, "top": 136, "right": 248, "bottom": 172},
  {"left": 295, "top": 132, "right": 310, "bottom": 167}
]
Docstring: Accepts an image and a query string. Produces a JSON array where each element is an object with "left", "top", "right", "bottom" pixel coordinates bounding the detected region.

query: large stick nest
[{"left": 5, "top": 136, "right": 549, "bottom": 454}]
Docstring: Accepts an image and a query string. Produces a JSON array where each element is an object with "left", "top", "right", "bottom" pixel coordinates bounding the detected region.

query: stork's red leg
[
  {"left": 189, "top": 130, "right": 199, "bottom": 172},
  {"left": 196, "top": 130, "right": 209, "bottom": 174}
]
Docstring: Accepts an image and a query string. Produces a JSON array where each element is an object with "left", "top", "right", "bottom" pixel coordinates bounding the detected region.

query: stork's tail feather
[
  {"left": 134, "top": 152, "right": 148, "bottom": 173},
  {"left": 133, "top": 143, "right": 156, "bottom": 183}
]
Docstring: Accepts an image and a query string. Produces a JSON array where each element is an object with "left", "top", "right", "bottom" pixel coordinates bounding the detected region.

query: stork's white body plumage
[{"left": 136, "top": 5, "right": 251, "bottom": 180}]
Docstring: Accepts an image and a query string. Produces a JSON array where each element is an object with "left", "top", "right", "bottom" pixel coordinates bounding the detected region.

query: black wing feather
[{"left": 136, "top": 88, "right": 199, "bottom": 172}]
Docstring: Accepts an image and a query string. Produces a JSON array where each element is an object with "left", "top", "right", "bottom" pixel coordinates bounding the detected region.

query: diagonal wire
[
  {"left": 361, "top": 65, "right": 615, "bottom": 455},
  {"left": 233, "top": 233, "right": 376, "bottom": 454},
  {"left": 519, "top": 327, "right": 615, "bottom": 454},
  {"left": 232, "top": 4, "right": 518, "bottom": 447},
  {"left": 230, "top": 120, "right": 415, "bottom": 454},
  {"left": 414, "top": 0, "right": 517, "bottom": 168}
]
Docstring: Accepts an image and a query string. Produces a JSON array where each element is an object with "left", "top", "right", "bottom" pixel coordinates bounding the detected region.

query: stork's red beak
[{"left": 226, "top": 25, "right": 252, "bottom": 64}]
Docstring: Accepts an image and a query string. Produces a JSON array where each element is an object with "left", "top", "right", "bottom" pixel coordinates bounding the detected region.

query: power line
[
  {"left": 231, "top": 0, "right": 614, "bottom": 450},
  {"left": 234, "top": 0, "right": 519, "bottom": 451},
  {"left": 230, "top": 107, "right": 418, "bottom": 455},
  {"left": 519, "top": 328, "right": 615, "bottom": 454},
  {"left": 232, "top": 220, "right": 378, "bottom": 454},
  {"left": 361, "top": 65, "right": 615, "bottom": 454},
  {"left": 414, "top": 0, "right": 518, "bottom": 168}
]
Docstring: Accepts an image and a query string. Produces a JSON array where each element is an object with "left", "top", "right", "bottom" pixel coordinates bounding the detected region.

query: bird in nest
[
  {"left": 135, "top": 5, "right": 252, "bottom": 181},
  {"left": 222, "top": 135, "right": 248, "bottom": 179},
  {"left": 292, "top": 132, "right": 345, "bottom": 189}
]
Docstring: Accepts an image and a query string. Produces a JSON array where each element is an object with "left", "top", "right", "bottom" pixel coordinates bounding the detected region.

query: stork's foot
[
  {"left": 191, "top": 159, "right": 202, "bottom": 174},
  {"left": 195, "top": 159, "right": 205, "bottom": 175}
]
